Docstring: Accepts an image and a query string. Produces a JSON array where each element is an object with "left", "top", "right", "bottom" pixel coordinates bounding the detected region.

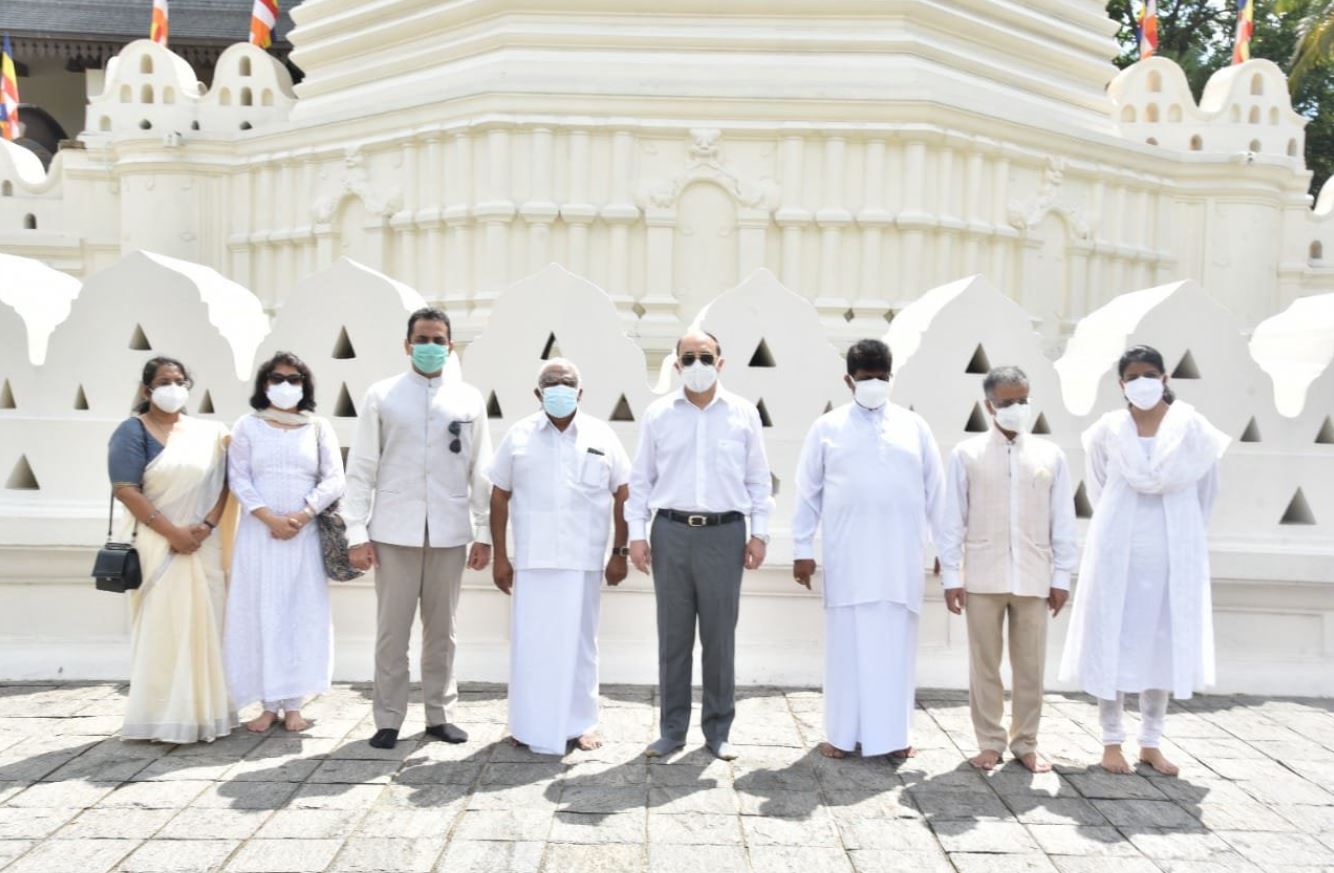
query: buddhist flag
[
  {"left": 249, "top": 0, "right": 279, "bottom": 49},
  {"left": 1, "top": 35, "right": 19, "bottom": 142},
  {"left": 150, "top": 0, "right": 169, "bottom": 46},
  {"left": 1233, "top": 0, "right": 1255, "bottom": 64},
  {"left": 1136, "top": 0, "right": 1159, "bottom": 59}
]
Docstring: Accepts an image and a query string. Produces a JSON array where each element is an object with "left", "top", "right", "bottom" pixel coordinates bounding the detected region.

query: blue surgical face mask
[
  {"left": 411, "top": 342, "right": 448, "bottom": 374},
  {"left": 542, "top": 385, "right": 579, "bottom": 419}
]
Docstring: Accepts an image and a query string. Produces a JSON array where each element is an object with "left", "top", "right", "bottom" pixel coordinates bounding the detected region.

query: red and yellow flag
[
  {"left": 150, "top": 0, "right": 169, "bottom": 46},
  {"left": 1136, "top": 1, "right": 1159, "bottom": 59},
  {"left": 1, "top": 35, "right": 19, "bottom": 142},
  {"left": 1233, "top": 0, "right": 1255, "bottom": 64},
  {"left": 250, "top": 0, "right": 280, "bottom": 49}
]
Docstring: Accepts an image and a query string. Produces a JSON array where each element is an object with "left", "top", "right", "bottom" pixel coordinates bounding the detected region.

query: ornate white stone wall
[{"left": 1, "top": 252, "right": 1330, "bottom": 694}]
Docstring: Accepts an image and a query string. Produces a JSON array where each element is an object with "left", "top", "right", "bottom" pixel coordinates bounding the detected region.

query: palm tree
[{"left": 1280, "top": 0, "right": 1334, "bottom": 86}]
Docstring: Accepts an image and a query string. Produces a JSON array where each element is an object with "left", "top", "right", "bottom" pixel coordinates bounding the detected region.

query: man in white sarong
[
  {"left": 1060, "top": 345, "right": 1228, "bottom": 776},
  {"left": 793, "top": 339, "right": 945, "bottom": 760},
  {"left": 489, "top": 359, "right": 631, "bottom": 755}
]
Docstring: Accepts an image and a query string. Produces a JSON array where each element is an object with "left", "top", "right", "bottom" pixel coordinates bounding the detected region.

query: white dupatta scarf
[{"left": 1059, "top": 401, "right": 1229, "bottom": 701}]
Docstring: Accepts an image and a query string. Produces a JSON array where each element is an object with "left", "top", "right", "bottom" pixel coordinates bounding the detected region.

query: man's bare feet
[
  {"left": 1139, "top": 747, "right": 1179, "bottom": 776},
  {"left": 283, "top": 711, "right": 311, "bottom": 732},
  {"left": 576, "top": 732, "right": 603, "bottom": 751},
  {"left": 1100, "top": 745, "right": 1134, "bottom": 774},
  {"left": 819, "top": 742, "right": 848, "bottom": 759},
  {"left": 1018, "top": 751, "right": 1052, "bottom": 773},
  {"left": 969, "top": 749, "right": 1002, "bottom": 770},
  {"left": 246, "top": 711, "right": 278, "bottom": 733},
  {"left": 887, "top": 746, "right": 917, "bottom": 762}
]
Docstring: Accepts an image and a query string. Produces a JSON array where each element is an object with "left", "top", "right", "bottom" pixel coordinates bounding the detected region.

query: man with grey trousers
[{"left": 627, "top": 329, "right": 774, "bottom": 761}]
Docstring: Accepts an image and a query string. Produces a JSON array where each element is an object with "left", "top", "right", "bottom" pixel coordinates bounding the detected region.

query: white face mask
[
  {"left": 852, "top": 377, "right": 890, "bottom": 410},
  {"left": 150, "top": 383, "right": 189, "bottom": 414},
  {"left": 1124, "top": 377, "right": 1165, "bottom": 411},
  {"left": 680, "top": 360, "right": 719, "bottom": 394},
  {"left": 266, "top": 382, "right": 304, "bottom": 411},
  {"left": 993, "top": 402, "right": 1032, "bottom": 434}
]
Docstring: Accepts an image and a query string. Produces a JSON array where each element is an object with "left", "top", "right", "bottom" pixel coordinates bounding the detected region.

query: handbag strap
[{"left": 109, "top": 417, "right": 153, "bottom": 542}]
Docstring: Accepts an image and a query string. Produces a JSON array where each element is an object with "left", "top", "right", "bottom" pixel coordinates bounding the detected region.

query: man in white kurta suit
[
  {"left": 793, "top": 339, "right": 945, "bottom": 759},
  {"left": 488, "top": 359, "right": 631, "bottom": 755},
  {"left": 1059, "top": 346, "right": 1228, "bottom": 776}
]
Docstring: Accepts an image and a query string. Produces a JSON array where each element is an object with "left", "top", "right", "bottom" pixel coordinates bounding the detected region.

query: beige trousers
[
  {"left": 372, "top": 540, "right": 466, "bottom": 730},
  {"left": 966, "top": 591, "right": 1048, "bottom": 757}
]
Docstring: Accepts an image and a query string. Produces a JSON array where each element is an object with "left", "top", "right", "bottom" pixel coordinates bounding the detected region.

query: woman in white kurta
[
  {"left": 1059, "top": 345, "right": 1227, "bottom": 777},
  {"left": 225, "top": 353, "right": 344, "bottom": 733}
]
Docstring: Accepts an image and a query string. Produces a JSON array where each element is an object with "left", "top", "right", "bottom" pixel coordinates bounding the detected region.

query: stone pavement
[{"left": 0, "top": 684, "right": 1332, "bottom": 873}]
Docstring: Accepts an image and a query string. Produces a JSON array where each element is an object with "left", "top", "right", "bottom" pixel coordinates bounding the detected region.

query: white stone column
[
  {"left": 562, "top": 128, "right": 596, "bottom": 277},
  {"left": 602, "top": 127, "right": 640, "bottom": 323},
  {"left": 444, "top": 131, "right": 474, "bottom": 308},
  {"left": 854, "top": 138, "right": 893, "bottom": 330},
  {"left": 521, "top": 127, "right": 558, "bottom": 273},
  {"left": 775, "top": 134, "right": 809, "bottom": 291}
]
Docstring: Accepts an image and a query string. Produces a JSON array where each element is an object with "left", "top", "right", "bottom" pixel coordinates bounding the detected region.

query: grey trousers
[
  {"left": 650, "top": 514, "right": 746, "bottom": 748},
  {"left": 371, "top": 541, "right": 466, "bottom": 730}
]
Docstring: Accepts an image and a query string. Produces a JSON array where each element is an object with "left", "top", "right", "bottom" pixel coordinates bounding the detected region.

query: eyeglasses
[
  {"left": 448, "top": 420, "right": 463, "bottom": 454},
  {"left": 267, "top": 373, "right": 304, "bottom": 386},
  {"left": 679, "top": 352, "right": 716, "bottom": 367}
]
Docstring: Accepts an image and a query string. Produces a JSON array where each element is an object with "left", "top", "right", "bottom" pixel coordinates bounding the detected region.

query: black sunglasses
[
  {"left": 679, "top": 352, "right": 716, "bottom": 367},
  {"left": 267, "top": 373, "right": 304, "bottom": 385},
  {"left": 448, "top": 420, "right": 463, "bottom": 454}
]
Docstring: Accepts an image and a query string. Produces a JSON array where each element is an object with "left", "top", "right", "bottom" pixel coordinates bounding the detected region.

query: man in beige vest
[{"left": 939, "top": 365, "right": 1077, "bottom": 773}]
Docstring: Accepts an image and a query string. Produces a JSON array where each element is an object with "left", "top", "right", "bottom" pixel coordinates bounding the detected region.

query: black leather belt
[{"left": 658, "top": 509, "right": 745, "bottom": 528}]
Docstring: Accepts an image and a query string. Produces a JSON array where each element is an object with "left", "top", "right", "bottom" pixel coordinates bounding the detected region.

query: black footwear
[
  {"left": 425, "top": 723, "right": 469, "bottom": 744},
  {"left": 368, "top": 728, "right": 399, "bottom": 749}
]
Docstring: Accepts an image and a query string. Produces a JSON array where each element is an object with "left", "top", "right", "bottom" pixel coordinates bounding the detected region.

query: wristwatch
[{"left": 611, "top": 546, "right": 630, "bottom": 557}]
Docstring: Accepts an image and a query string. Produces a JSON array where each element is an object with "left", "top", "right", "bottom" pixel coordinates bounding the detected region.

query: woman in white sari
[
  {"left": 108, "top": 356, "right": 234, "bottom": 743},
  {"left": 1060, "top": 345, "right": 1228, "bottom": 777}
]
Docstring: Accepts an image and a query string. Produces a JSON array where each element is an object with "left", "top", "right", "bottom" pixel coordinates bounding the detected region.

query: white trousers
[
  {"left": 1099, "top": 690, "right": 1170, "bottom": 748},
  {"left": 508, "top": 568, "right": 601, "bottom": 755},
  {"left": 824, "top": 601, "right": 918, "bottom": 757},
  {"left": 261, "top": 697, "right": 303, "bottom": 713}
]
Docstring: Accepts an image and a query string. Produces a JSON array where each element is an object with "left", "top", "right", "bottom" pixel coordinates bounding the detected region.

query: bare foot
[
  {"left": 246, "top": 711, "right": 278, "bottom": 733},
  {"left": 576, "top": 732, "right": 603, "bottom": 751},
  {"left": 1018, "top": 751, "right": 1052, "bottom": 773},
  {"left": 819, "top": 742, "right": 848, "bottom": 759},
  {"left": 969, "top": 749, "right": 1002, "bottom": 770},
  {"left": 888, "top": 746, "right": 917, "bottom": 762},
  {"left": 283, "top": 711, "right": 311, "bottom": 732},
  {"left": 1139, "top": 747, "right": 1179, "bottom": 776},
  {"left": 1100, "top": 745, "right": 1134, "bottom": 774}
]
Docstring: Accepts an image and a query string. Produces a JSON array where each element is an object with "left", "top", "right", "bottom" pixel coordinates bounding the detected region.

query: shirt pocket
[
  {"left": 579, "top": 452, "right": 612, "bottom": 490},
  {"left": 716, "top": 438, "right": 746, "bottom": 479}
]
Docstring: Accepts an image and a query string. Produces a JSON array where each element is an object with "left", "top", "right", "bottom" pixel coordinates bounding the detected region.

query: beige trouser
[
  {"left": 372, "top": 540, "right": 466, "bottom": 730},
  {"left": 966, "top": 591, "right": 1048, "bottom": 758}
]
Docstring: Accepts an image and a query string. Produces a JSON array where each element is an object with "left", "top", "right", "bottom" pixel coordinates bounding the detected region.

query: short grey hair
[
  {"left": 537, "top": 357, "right": 581, "bottom": 387},
  {"left": 983, "top": 365, "right": 1029, "bottom": 400}
]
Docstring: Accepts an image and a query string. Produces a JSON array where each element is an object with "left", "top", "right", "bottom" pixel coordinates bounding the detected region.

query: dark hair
[
  {"left": 406, "top": 307, "right": 451, "bottom": 340},
  {"left": 675, "top": 331, "right": 722, "bottom": 357},
  {"left": 846, "top": 339, "right": 892, "bottom": 376},
  {"left": 133, "top": 356, "right": 193, "bottom": 413},
  {"left": 1117, "top": 344, "right": 1175, "bottom": 404},
  {"left": 250, "top": 351, "right": 317, "bottom": 412}
]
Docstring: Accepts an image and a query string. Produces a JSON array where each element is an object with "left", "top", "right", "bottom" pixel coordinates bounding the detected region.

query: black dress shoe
[
  {"left": 368, "top": 728, "right": 399, "bottom": 749},
  {"left": 425, "top": 723, "right": 469, "bottom": 744}
]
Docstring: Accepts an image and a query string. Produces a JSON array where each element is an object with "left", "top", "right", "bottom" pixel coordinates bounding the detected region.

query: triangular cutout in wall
[
  {"left": 339, "top": 447, "right": 350, "bottom": 469},
  {"left": 129, "top": 324, "right": 152, "bottom": 351},
  {"left": 197, "top": 390, "right": 215, "bottom": 415},
  {"left": 964, "top": 402, "right": 990, "bottom": 433},
  {"left": 5, "top": 455, "right": 39, "bottom": 490},
  {"left": 756, "top": 398, "right": 773, "bottom": 427},
  {"left": 823, "top": 401, "right": 834, "bottom": 414},
  {"left": 610, "top": 394, "right": 635, "bottom": 422},
  {"left": 770, "top": 473, "right": 781, "bottom": 497},
  {"left": 1172, "top": 349, "right": 1201, "bottom": 379},
  {"left": 1240, "top": 417, "right": 1261, "bottom": 443},
  {"left": 1031, "top": 412, "right": 1051, "bottom": 435},
  {"left": 540, "top": 333, "right": 561, "bottom": 361},
  {"left": 748, "top": 339, "right": 776, "bottom": 368},
  {"left": 332, "top": 326, "right": 357, "bottom": 360},
  {"left": 0, "top": 379, "right": 14, "bottom": 409},
  {"left": 486, "top": 391, "right": 503, "bottom": 419},
  {"left": 74, "top": 385, "right": 89, "bottom": 411},
  {"left": 1279, "top": 488, "right": 1316, "bottom": 525},
  {"left": 334, "top": 383, "right": 357, "bottom": 417},
  {"left": 1316, "top": 416, "right": 1334, "bottom": 445},
  {"left": 1073, "top": 481, "right": 1094, "bottom": 519},
  {"left": 965, "top": 344, "right": 991, "bottom": 375}
]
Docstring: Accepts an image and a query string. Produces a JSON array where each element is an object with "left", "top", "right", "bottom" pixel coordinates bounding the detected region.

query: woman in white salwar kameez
[
  {"left": 109, "top": 357, "right": 234, "bottom": 744},
  {"left": 1060, "top": 345, "right": 1228, "bottom": 777},
  {"left": 225, "top": 352, "right": 344, "bottom": 733}
]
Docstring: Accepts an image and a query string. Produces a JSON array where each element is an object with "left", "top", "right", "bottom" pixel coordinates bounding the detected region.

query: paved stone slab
[
  {"left": 434, "top": 840, "right": 544, "bottom": 873},
  {"left": 328, "top": 837, "right": 446, "bottom": 872},
  {"left": 224, "top": 838, "right": 343, "bottom": 872},
  {"left": 646, "top": 812, "right": 744, "bottom": 846},
  {"left": 748, "top": 845, "right": 855, "bottom": 873},
  {"left": 118, "top": 839, "right": 240, "bottom": 873},
  {"left": 5, "top": 837, "right": 140, "bottom": 873},
  {"left": 1025, "top": 823, "right": 1140, "bottom": 856},
  {"left": 647, "top": 844, "right": 748, "bottom": 873},
  {"left": 542, "top": 842, "right": 645, "bottom": 873}
]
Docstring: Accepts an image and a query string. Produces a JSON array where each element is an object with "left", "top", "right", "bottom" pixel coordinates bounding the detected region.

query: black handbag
[
  {"left": 93, "top": 491, "right": 142, "bottom": 593},
  {"left": 313, "top": 421, "right": 364, "bottom": 582}
]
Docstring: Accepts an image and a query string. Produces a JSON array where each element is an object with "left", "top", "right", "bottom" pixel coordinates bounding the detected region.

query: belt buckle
[{"left": 687, "top": 514, "right": 707, "bottom": 527}]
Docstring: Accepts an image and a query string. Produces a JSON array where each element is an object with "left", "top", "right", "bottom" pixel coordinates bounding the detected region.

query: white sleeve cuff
[
  {"left": 1051, "top": 570, "right": 1072, "bottom": 591},
  {"left": 629, "top": 520, "right": 648, "bottom": 542},
  {"left": 793, "top": 540, "right": 815, "bottom": 561},
  {"left": 941, "top": 568, "right": 964, "bottom": 590},
  {"left": 345, "top": 524, "right": 369, "bottom": 547}
]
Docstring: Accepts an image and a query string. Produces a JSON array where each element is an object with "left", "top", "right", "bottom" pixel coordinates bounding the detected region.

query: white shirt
[
  {"left": 939, "top": 428, "right": 1078, "bottom": 593},
  {"left": 488, "top": 410, "right": 631, "bottom": 572},
  {"left": 625, "top": 386, "right": 774, "bottom": 542},
  {"left": 792, "top": 402, "right": 946, "bottom": 612},
  {"left": 343, "top": 370, "right": 492, "bottom": 549}
]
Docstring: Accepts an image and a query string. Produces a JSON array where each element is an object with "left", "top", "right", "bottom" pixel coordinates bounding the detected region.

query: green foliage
[{"left": 1106, "top": 0, "right": 1332, "bottom": 197}]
